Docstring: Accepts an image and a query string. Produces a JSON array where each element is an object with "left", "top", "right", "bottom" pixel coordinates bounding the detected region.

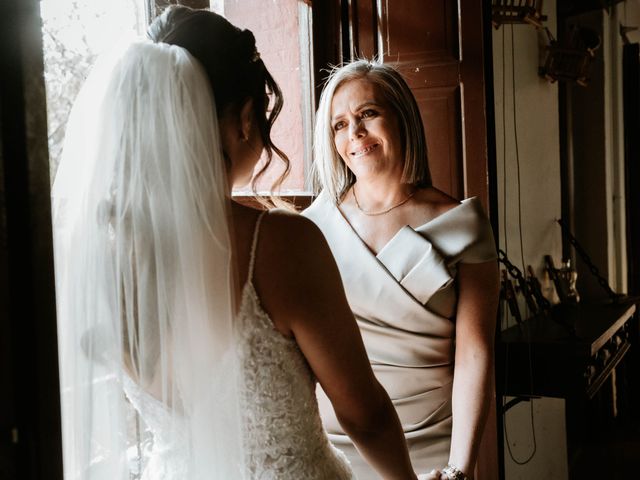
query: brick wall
[{"left": 224, "top": 0, "right": 307, "bottom": 193}]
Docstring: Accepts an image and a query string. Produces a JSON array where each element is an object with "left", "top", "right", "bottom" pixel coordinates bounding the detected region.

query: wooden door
[
  {"left": 1, "top": 2, "right": 64, "bottom": 479},
  {"left": 316, "top": 0, "right": 492, "bottom": 211},
  {"left": 379, "top": 0, "right": 464, "bottom": 199}
]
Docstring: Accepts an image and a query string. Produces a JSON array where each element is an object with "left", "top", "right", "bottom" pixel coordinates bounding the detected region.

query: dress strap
[{"left": 247, "top": 210, "right": 268, "bottom": 282}]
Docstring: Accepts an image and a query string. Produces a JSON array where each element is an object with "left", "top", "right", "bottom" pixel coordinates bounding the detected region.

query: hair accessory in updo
[{"left": 233, "top": 28, "right": 261, "bottom": 65}]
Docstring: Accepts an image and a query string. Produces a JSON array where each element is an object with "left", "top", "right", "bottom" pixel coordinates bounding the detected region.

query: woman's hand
[{"left": 418, "top": 469, "right": 444, "bottom": 480}]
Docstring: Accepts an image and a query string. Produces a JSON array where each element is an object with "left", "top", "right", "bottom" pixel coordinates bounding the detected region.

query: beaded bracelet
[{"left": 442, "top": 464, "right": 468, "bottom": 480}]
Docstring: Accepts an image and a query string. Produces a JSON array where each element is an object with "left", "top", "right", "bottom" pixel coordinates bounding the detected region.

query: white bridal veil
[{"left": 52, "top": 40, "right": 246, "bottom": 479}]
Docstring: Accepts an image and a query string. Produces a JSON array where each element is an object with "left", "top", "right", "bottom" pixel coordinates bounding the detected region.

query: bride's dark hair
[{"left": 148, "top": 6, "right": 290, "bottom": 196}]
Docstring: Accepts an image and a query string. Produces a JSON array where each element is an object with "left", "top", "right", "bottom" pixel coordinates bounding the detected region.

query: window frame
[{"left": 147, "top": 1, "right": 343, "bottom": 211}]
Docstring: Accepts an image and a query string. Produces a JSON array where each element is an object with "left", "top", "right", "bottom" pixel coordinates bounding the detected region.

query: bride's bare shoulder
[
  {"left": 252, "top": 207, "right": 341, "bottom": 334},
  {"left": 230, "top": 201, "right": 326, "bottom": 252},
  {"left": 261, "top": 208, "right": 327, "bottom": 249}
]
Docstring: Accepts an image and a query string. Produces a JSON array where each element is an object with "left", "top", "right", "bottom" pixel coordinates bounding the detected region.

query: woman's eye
[
  {"left": 361, "top": 109, "right": 377, "bottom": 118},
  {"left": 333, "top": 121, "right": 345, "bottom": 131}
]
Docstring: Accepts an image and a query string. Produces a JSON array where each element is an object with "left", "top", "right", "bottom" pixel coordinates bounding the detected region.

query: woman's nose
[{"left": 349, "top": 118, "right": 366, "bottom": 140}]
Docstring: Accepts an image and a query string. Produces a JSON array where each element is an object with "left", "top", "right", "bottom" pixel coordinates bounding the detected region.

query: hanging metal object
[
  {"left": 539, "top": 26, "right": 601, "bottom": 87},
  {"left": 492, "top": 0, "right": 547, "bottom": 29},
  {"left": 556, "top": 219, "right": 620, "bottom": 300}
]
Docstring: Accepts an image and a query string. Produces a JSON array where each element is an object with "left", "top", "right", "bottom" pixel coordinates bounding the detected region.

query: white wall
[
  {"left": 493, "top": 3, "right": 563, "bottom": 320},
  {"left": 493, "top": 2, "right": 640, "bottom": 477},
  {"left": 492, "top": 1, "right": 568, "bottom": 478},
  {"left": 503, "top": 397, "right": 569, "bottom": 480}
]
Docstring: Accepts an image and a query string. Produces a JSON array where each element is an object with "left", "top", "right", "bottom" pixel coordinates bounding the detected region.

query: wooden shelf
[{"left": 498, "top": 298, "right": 638, "bottom": 399}]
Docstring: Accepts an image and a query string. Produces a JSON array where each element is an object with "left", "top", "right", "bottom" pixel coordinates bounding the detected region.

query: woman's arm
[
  {"left": 255, "top": 212, "right": 417, "bottom": 480},
  {"left": 446, "top": 260, "right": 500, "bottom": 478}
]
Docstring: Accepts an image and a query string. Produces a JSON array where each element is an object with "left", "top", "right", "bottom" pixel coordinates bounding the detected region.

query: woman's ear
[{"left": 239, "top": 98, "right": 254, "bottom": 141}]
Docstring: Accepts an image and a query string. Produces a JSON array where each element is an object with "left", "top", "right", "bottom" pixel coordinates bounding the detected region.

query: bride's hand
[{"left": 417, "top": 469, "right": 445, "bottom": 479}]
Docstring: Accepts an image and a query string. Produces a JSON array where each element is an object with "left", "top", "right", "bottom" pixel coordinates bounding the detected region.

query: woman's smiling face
[{"left": 330, "top": 78, "right": 404, "bottom": 181}]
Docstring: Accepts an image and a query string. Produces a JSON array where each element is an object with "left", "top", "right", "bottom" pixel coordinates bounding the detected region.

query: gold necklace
[{"left": 352, "top": 187, "right": 416, "bottom": 216}]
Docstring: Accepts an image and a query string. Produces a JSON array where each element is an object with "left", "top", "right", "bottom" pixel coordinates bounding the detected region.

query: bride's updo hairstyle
[{"left": 148, "top": 6, "right": 290, "bottom": 192}]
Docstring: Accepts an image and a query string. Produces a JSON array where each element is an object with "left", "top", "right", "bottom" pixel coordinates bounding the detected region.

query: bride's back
[{"left": 230, "top": 204, "right": 355, "bottom": 479}]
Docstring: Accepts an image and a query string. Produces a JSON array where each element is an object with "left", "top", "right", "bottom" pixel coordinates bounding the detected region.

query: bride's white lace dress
[{"left": 123, "top": 212, "right": 354, "bottom": 479}]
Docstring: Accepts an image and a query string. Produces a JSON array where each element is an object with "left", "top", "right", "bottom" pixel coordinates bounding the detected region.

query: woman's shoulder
[
  {"left": 265, "top": 207, "right": 322, "bottom": 234},
  {"left": 416, "top": 186, "right": 457, "bottom": 204},
  {"left": 412, "top": 188, "right": 496, "bottom": 262},
  {"left": 232, "top": 201, "right": 322, "bottom": 236},
  {"left": 413, "top": 187, "right": 490, "bottom": 224},
  {"left": 260, "top": 208, "right": 330, "bottom": 260},
  {"left": 413, "top": 186, "right": 461, "bottom": 217},
  {"left": 251, "top": 206, "right": 342, "bottom": 331},
  {"left": 301, "top": 191, "right": 335, "bottom": 224}
]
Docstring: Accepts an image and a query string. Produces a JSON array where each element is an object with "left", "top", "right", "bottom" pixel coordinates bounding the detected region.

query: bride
[{"left": 53, "top": 6, "right": 418, "bottom": 480}]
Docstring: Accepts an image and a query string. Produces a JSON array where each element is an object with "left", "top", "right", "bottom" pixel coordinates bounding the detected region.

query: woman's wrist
[{"left": 441, "top": 464, "right": 468, "bottom": 480}]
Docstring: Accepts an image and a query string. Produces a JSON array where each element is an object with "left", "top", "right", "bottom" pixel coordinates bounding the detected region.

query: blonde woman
[{"left": 304, "top": 60, "right": 500, "bottom": 480}]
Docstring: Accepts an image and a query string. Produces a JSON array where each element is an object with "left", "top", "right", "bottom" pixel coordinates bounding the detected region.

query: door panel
[
  {"left": 381, "top": 0, "right": 458, "bottom": 62},
  {"left": 354, "top": 0, "right": 377, "bottom": 58},
  {"left": 380, "top": 0, "right": 462, "bottom": 199},
  {"left": 413, "top": 86, "right": 462, "bottom": 196}
]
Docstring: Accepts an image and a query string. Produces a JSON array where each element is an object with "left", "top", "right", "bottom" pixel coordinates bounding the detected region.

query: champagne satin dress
[{"left": 303, "top": 193, "right": 497, "bottom": 478}]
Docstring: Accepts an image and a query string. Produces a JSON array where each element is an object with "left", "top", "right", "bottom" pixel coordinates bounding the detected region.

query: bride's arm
[{"left": 254, "top": 212, "right": 416, "bottom": 480}]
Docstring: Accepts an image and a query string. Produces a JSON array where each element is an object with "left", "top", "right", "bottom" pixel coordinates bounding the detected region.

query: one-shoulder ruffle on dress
[{"left": 303, "top": 193, "right": 497, "bottom": 478}]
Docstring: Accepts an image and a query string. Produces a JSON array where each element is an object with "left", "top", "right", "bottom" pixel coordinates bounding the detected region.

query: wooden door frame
[{"left": 0, "top": 2, "right": 63, "bottom": 480}]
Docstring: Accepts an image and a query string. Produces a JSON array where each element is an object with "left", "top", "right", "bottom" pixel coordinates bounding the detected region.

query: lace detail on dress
[
  {"left": 236, "top": 282, "right": 354, "bottom": 480},
  {"left": 122, "top": 375, "right": 188, "bottom": 480},
  {"left": 235, "top": 210, "right": 354, "bottom": 479}
]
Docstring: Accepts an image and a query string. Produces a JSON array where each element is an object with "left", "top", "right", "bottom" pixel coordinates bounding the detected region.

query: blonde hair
[{"left": 311, "top": 60, "right": 431, "bottom": 203}]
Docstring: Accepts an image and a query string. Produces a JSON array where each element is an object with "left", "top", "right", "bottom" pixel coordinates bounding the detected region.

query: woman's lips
[{"left": 350, "top": 143, "right": 379, "bottom": 157}]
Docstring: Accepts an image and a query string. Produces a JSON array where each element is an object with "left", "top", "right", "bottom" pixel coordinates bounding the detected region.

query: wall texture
[
  {"left": 492, "top": 1, "right": 569, "bottom": 478},
  {"left": 493, "top": 3, "right": 563, "bottom": 302},
  {"left": 225, "top": 0, "right": 308, "bottom": 193}
]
